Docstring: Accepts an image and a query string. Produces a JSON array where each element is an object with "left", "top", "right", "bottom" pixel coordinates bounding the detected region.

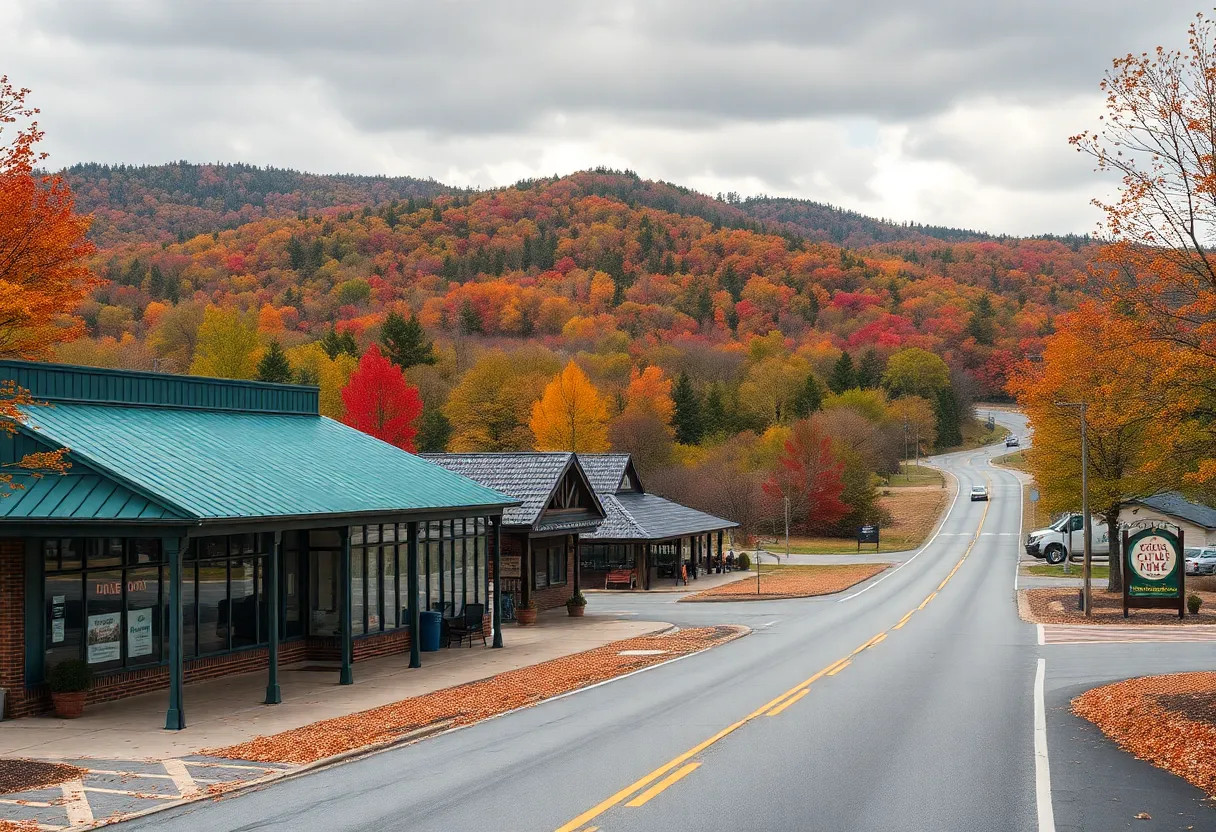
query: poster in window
[
  {"left": 127, "top": 608, "right": 154, "bottom": 657},
  {"left": 86, "top": 612, "right": 122, "bottom": 663},
  {"left": 51, "top": 595, "right": 66, "bottom": 643},
  {"left": 500, "top": 555, "right": 521, "bottom": 578}
]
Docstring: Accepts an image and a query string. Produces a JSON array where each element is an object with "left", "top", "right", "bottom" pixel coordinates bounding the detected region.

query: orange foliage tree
[
  {"left": 340, "top": 345, "right": 423, "bottom": 451},
  {"left": 0, "top": 76, "right": 96, "bottom": 360},
  {"left": 1010, "top": 305, "right": 1183, "bottom": 592},
  {"left": 530, "top": 360, "right": 610, "bottom": 452},
  {"left": 1070, "top": 15, "right": 1216, "bottom": 486}
]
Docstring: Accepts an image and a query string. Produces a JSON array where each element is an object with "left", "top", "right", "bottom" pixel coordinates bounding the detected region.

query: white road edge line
[
  {"left": 1015, "top": 468, "right": 1025, "bottom": 591},
  {"left": 1034, "top": 657, "right": 1056, "bottom": 832},
  {"left": 838, "top": 467, "right": 960, "bottom": 602}
]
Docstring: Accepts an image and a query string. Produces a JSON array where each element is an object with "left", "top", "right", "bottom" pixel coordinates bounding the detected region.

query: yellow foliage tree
[
  {"left": 189, "top": 306, "right": 259, "bottom": 379},
  {"left": 530, "top": 360, "right": 611, "bottom": 452},
  {"left": 286, "top": 342, "right": 357, "bottom": 420},
  {"left": 446, "top": 349, "right": 560, "bottom": 451}
]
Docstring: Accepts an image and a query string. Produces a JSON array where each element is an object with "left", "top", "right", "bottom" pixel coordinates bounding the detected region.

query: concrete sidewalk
[{"left": 0, "top": 610, "right": 668, "bottom": 762}]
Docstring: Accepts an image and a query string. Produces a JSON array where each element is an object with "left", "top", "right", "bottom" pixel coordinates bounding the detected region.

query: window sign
[
  {"left": 127, "top": 608, "right": 154, "bottom": 657},
  {"left": 86, "top": 612, "right": 122, "bottom": 663},
  {"left": 51, "top": 595, "right": 66, "bottom": 643}
]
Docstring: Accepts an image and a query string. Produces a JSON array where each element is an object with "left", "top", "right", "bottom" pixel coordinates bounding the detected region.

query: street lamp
[{"left": 1055, "top": 400, "right": 1092, "bottom": 617}]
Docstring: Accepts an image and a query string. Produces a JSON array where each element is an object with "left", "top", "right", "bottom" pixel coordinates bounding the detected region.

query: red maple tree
[
  {"left": 763, "top": 419, "right": 849, "bottom": 534},
  {"left": 340, "top": 344, "right": 423, "bottom": 451}
]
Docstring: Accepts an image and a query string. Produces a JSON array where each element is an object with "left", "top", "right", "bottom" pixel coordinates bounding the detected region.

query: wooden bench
[{"left": 605, "top": 569, "right": 636, "bottom": 589}]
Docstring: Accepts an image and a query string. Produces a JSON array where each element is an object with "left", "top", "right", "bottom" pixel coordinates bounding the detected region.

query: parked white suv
[{"left": 1025, "top": 513, "right": 1110, "bottom": 565}]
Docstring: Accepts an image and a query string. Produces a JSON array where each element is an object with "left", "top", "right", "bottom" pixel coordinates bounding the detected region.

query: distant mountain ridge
[{"left": 60, "top": 162, "right": 1092, "bottom": 250}]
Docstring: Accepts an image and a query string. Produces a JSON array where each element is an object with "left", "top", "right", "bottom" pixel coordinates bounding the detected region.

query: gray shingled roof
[
  {"left": 577, "top": 453, "right": 738, "bottom": 541},
  {"left": 578, "top": 454, "right": 634, "bottom": 494},
  {"left": 1131, "top": 492, "right": 1216, "bottom": 530},
  {"left": 421, "top": 453, "right": 604, "bottom": 532},
  {"left": 587, "top": 492, "right": 737, "bottom": 541}
]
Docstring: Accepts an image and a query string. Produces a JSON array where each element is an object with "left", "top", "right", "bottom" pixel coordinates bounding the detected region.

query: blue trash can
[{"left": 419, "top": 610, "right": 442, "bottom": 652}]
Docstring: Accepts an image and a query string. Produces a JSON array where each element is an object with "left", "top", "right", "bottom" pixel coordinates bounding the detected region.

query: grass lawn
[
  {"left": 991, "top": 450, "right": 1028, "bottom": 471},
  {"left": 778, "top": 469, "right": 950, "bottom": 555},
  {"left": 1025, "top": 563, "right": 1110, "bottom": 580},
  {"left": 953, "top": 418, "right": 1011, "bottom": 451}
]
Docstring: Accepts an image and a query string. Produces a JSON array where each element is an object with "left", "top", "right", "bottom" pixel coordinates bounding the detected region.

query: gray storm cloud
[{"left": 2, "top": 0, "right": 1200, "bottom": 234}]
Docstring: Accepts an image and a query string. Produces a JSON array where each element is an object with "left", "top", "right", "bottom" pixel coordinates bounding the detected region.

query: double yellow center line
[{"left": 557, "top": 477, "right": 993, "bottom": 832}]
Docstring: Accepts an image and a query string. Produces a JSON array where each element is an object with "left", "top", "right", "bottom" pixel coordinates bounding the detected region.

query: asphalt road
[{"left": 130, "top": 411, "right": 1215, "bottom": 832}]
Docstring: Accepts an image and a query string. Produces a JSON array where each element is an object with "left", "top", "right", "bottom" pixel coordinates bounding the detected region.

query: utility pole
[
  {"left": 1056, "top": 401, "right": 1091, "bottom": 616},
  {"left": 903, "top": 416, "right": 909, "bottom": 482},
  {"left": 783, "top": 496, "right": 790, "bottom": 561},
  {"left": 914, "top": 421, "right": 920, "bottom": 470}
]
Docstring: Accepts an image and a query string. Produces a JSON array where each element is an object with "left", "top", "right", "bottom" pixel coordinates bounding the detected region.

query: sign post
[
  {"left": 1122, "top": 525, "right": 1185, "bottom": 619},
  {"left": 857, "top": 525, "right": 880, "bottom": 552}
]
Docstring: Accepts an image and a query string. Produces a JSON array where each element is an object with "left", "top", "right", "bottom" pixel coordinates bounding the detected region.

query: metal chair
[{"left": 447, "top": 603, "right": 487, "bottom": 647}]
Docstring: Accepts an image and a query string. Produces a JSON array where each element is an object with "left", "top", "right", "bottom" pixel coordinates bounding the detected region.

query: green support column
[
  {"left": 491, "top": 517, "right": 503, "bottom": 649},
  {"left": 265, "top": 531, "right": 282, "bottom": 705},
  {"left": 717, "top": 530, "right": 724, "bottom": 571},
  {"left": 164, "top": 537, "right": 185, "bottom": 730},
  {"left": 340, "top": 527, "right": 353, "bottom": 685},
  {"left": 407, "top": 521, "right": 421, "bottom": 668},
  {"left": 571, "top": 533, "right": 580, "bottom": 597}
]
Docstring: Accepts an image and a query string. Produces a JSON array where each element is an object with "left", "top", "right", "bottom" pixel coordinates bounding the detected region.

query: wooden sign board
[{"left": 500, "top": 555, "right": 521, "bottom": 578}]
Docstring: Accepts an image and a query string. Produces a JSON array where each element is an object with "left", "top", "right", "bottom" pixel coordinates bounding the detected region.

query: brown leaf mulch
[
  {"left": 0, "top": 759, "right": 84, "bottom": 794},
  {"left": 1073, "top": 672, "right": 1216, "bottom": 796},
  {"left": 680, "top": 564, "right": 888, "bottom": 602},
  {"left": 208, "top": 626, "right": 745, "bottom": 765},
  {"left": 1021, "top": 587, "right": 1216, "bottom": 625}
]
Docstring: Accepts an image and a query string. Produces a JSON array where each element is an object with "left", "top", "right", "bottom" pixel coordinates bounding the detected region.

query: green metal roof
[
  {"left": 0, "top": 472, "right": 184, "bottom": 522},
  {"left": 12, "top": 402, "right": 516, "bottom": 522}
]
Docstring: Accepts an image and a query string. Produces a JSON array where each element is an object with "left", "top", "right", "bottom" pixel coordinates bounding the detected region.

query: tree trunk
[{"left": 1104, "top": 505, "right": 1123, "bottom": 594}]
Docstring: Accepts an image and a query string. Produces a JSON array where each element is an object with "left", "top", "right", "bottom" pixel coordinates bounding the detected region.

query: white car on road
[{"left": 970, "top": 485, "right": 989, "bottom": 502}]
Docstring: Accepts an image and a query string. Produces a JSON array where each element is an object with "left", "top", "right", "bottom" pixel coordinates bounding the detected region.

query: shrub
[
  {"left": 567, "top": 591, "right": 587, "bottom": 607},
  {"left": 48, "top": 659, "right": 92, "bottom": 693},
  {"left": 1188, "top": 593, "right": 1203, "bottom": 615},
  {"left": 736, "top": 552, "right": 752, "bottom": 571}
]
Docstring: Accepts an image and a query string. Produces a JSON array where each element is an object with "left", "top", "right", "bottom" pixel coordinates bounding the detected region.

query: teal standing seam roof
[
  {"left": 0, "top": 473, "right": 183, "bottom": 521},
  {"left": 15, "top": 403, "right": 516, "bottom": 521}
]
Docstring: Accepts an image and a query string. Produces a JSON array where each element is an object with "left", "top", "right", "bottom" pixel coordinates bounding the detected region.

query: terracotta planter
[
  {"left": 51, "top": 691, "right": 87, "bottom": 719},
  {"left": 567, "top": 604, "right": 586, "bottom": 617},
  {"left": 516, "top": 608, "right": 538, "bottom": 626}
]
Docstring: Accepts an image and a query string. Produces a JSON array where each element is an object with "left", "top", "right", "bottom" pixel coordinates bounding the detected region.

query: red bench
[{"left": 605, "top": 569, "right": 636, "bottom": 589}]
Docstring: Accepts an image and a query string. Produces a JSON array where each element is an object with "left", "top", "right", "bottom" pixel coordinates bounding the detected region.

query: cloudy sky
[{"left": 2, "top": 0, "right": 1202, "bottom": 235}]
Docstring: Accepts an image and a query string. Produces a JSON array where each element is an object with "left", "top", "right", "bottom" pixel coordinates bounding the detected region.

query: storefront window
[
  {"left": 580, "top": 544, "right": 633, "bottom": 570},
  {"left": 42, "top": 538, "right": 167, "bottom": 676},
  {"left": 533, "top": 539, "right": 567, "bottom": 588}
]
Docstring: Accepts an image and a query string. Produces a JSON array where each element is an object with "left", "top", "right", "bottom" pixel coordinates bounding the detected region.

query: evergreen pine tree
[
  {"left": 790, "top": 374, "right": 825, "bottom": 418},
  {"left": 933, "top": 385, "right": 964, "bottom": 449},
  {"left": 415, "top": 407, "right": 454, "bottom": 452},
  {"left": 320, "top": 327, "right": 343, "bottom": 360},
  {"left": 382, "top": 312, "right": 436, "bottom": 368},
  {"left": 672, "top": 372, "right": 704, "bottom": 444},
  {"left": 856, "top": 349, "right": 884, "bottom": 390},
  {"left": 828, "top": 351, "right": 857, "bottom": 394},
  {"left": 338, "top": 331, "right": 360, "bottom": 357},
  {"left": 702, "top": 382, "right": 729, "bottom": 438},
  {"left": 458, "top": 301, "right": 483, "bottom": 335},
  {"left": 256, "top": 340, "right": 293, "bottom": 384}
]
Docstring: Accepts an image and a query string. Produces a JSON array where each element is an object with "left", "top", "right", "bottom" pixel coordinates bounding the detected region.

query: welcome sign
[{"left": 1123, "top": 525, "right": 1185, "bottom": 618}]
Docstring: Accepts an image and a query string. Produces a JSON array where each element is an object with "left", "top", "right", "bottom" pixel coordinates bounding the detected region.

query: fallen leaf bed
[
  {"left": 1073, "top": 672, "right": 1216, "bottom": 796},
  {"left": 1021, "top": 587, "right": 1216, "bottom": 625},
  {"left": 0, "top": 759, "right": 83, "bottom": 794},
  {"left": 208, "top": 625, "right": 745, "bottom": 764},
  {"left": 680, "top": 564, "right": 888, "bottom": 601}
]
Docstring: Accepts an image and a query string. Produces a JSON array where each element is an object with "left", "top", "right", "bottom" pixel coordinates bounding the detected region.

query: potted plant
[
  {"left": 515, "top": 599, "right": 538, "bottom": 626},
  {"left": 48, "top": 659, "right": 91, "bottom": 719},
  {"left": 566, "top": 591, "right": 587, "bottom": 617}
]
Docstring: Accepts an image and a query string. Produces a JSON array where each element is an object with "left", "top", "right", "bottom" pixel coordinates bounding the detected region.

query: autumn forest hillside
[{"left": 46, "top": 162, "right": 1097, "bottom": 537}]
